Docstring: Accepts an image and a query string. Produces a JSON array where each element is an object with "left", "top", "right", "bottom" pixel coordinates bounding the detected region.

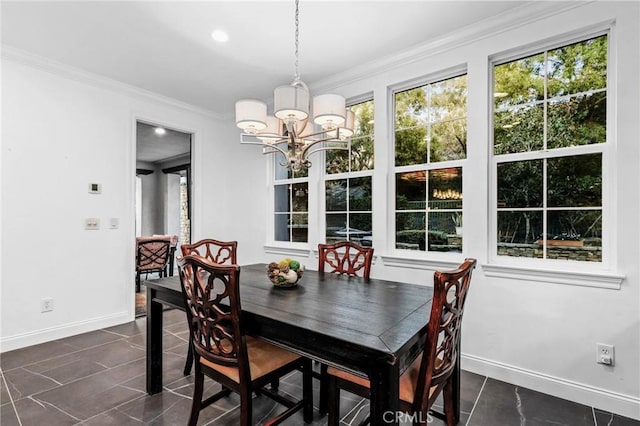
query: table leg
[
  {"left": 453, "top": 333, "right": 461, "bottom": 424},
  {"left": 369, "top": 361, "right": 399, "bottom": 426},
  {"left": 146, "top": 287, "right": 164, "bottom": 394}
]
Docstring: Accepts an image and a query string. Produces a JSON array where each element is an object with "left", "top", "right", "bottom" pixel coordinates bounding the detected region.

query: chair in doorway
[
  {"left": 316, "top": 241, "right": 375, "bottom": 414},
  {"left": 180, "top": 238, "right": 238, "bottom": 375},
  {"left": 177, "top": 255, "right": 313, "bottom": 426},
  {"left": 135, "top": 237, "right": 172, "bottom": 293},
  {"left": 326, "top": 258, "right": 477, "bottom": 426},
  {"left": 152, "top": 234, "right": 178, "bottom": 275}
]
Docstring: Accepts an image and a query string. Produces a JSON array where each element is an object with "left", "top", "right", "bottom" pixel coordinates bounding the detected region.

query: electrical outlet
[
  {"left": 596, "top": 343, "right": 614, "bottom": 366},
  {"left": 41, "top": 298, "right": 54, "bottom": 313}
]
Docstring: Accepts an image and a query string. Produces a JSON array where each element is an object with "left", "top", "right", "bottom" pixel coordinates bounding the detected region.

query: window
[
  {"left": 393, "top": 74, "right": 467, "bottom": 252},
  {"left": 274, "top": 157, "right": 308, "bottom": 243},
  {"left": 493, "top": 34, "right": 607, "bottom": 263},
  {"left": 325, "top": 99, "right": 374, "bottom": 246}
]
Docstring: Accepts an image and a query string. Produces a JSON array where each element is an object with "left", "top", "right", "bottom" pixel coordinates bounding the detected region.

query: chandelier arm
[
  {"left": 303, "top": 145, "right": 350, "bottom": 158},
  {"left": 260, "top": 143, "right": 290, "bottom": 158}
]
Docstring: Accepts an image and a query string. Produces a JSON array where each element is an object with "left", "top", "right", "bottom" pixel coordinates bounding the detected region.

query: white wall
[{"left": 0, "top": 55, "right": 239, "bottom": 351}]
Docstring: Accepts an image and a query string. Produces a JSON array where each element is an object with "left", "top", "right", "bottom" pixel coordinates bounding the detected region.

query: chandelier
[{"left": 234, "top": 0, "right": 353, "bottom": 172}]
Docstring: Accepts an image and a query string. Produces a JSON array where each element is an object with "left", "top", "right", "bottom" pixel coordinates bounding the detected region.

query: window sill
[
  {"left": 380, "top": 254, "right": 463, "bottom": 271},
  {"left": 481, "top": 264, "right": 624, "bottom": 290},
  {"left": 264, "top": 244, "right": 311, "bottom": 258}
]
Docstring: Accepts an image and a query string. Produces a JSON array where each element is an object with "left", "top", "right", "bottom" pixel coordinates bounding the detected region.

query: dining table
[{"left": 145, "top": 263, "right": 461, "bottom": 425}]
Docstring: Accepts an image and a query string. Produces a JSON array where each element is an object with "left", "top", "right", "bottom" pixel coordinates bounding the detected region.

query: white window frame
[
  {"left": 321, "top": 96, "right": 375, "bottom": 245},
  {"left": 390, "top": 67, "right": 469, "bottom": 261},
  {"left": 487, "top": 26, "right": 624, "bottom": 287}
]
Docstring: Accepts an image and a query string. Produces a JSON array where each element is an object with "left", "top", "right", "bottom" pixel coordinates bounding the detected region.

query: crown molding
[
  {"left": 1, "top": 45, "right": 224, "bottom": 120},
  {"left": 310, "top": 1, "right": 588, "bottom": 94}
]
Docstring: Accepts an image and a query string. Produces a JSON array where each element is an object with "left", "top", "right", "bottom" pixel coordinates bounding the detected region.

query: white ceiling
[{"left": 1, "top": 1, "right": 534, "bottom": 117}]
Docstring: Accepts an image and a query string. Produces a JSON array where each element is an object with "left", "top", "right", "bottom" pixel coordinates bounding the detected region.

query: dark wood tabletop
[{"left": 145, "top": 263, "right": 441, "bottom": 425}]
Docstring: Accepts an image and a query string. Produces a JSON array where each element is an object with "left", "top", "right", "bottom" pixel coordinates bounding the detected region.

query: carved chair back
[
  {"left": 177, "top": 255, "right": 248, "bottom": 376},
  {"left": 181, "top": 239, "right": 238, "bottom": 265},
  {"left": 136, "top": 238, "right": 171, "bottom": 273},
  {"left": 412, "top": 258, "right": 477, "bottom": 413},
  {"left": 318, "top": 241, "right": 374, "bottom": 279}
]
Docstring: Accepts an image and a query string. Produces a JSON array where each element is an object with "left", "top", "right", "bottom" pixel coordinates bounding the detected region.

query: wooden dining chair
[
  {"left": 317, "top": 241, "right": 375, "bottom": 415},
  {"left": 326, "top": 258, "right": 477, "bottom": 426},
  {"left": 180, "top": 238, "right": 238, "bottom": 375},
  {"left": 135, "top": 238, "right": 172, "bottom": 293},
  {"left": 180, "top": 238, "right": 237, "bottom": 264},
  {"left": 318, "top": 241, "right": 374, "bottom": 279},
  {"left": 177, "top": 255, "right": 313, "bottom": 426}
]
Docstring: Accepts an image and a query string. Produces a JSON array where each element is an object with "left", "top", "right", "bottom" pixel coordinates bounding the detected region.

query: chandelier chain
[{"left": 294, "top": 0, "right": 300, "bottom": 81}]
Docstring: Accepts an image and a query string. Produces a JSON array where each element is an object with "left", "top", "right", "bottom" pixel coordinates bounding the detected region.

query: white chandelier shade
[
  {"left": 235, "top": 100, "right": 267, "bottom": 133},
  {"left": 313, "top": 94, "right": 346, "bottom": 129},
  {"left": 274, "top": 81, "right": 310, "bottom": 122}
]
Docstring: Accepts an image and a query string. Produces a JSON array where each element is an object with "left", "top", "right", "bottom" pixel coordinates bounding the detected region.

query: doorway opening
[{"left": 135, "top": 120, "right": 192, "bottom": 316}]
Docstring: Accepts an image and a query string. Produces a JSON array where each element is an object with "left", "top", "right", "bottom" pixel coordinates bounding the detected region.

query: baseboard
[
  {"left": 462, "top": 353, "right": 640, "bottom": 421},
  {"left": 0, "top": 311, "right": 133, "bottom": 353}
]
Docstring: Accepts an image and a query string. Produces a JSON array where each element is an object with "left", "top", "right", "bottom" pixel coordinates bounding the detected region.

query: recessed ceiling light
[
  {"left": 211, "top": 30, "right": 229, "bottom": 43},
  {"left": 155, "top": 127, "right": 166, "bottom": 135}
]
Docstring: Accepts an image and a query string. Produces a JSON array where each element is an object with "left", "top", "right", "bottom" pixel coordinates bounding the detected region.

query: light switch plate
[
  {"left": 85, "top": 218, "right": 100, "bottom": 230},
  {"left": 88, "top": 183, "right": 101, "bottom": 194},
  {"left": 109, "top": 218, "right": 119, "bottom": 229}
]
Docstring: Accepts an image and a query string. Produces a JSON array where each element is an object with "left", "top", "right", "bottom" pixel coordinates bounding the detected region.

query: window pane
[
  {"left": 291, "top": 183, "right": 308, "bottom": 212},
  {"left": 546, "top": 210, "right": 601, "bottom": 262},
  {"left": 353, "top": 100, "right": 375, "bottom": 137},
  {"left": 498, "top": 211, "right": 542, "bottom": 246},
  {"left": 326, "top": 213, "right": 347, "bottom": 244},
  {"left": 349, "top": 213, "right": 372, "bottom": 247},
  {"left": 274, "top": 184, "right": 289, "bottom": 212},
  {"left": 395, "top": 87, "right": 427, "bottom": 128},
  {"left": 497, "top": 160, "right": 543, "bottom": 208},
  {"left": 349, "top": 176, "right": 372, "bottom": 211},
  {"left": 431, "top": 119, "right": 467, "bottom": 162},
  {"left": 326, "top": 148, "right": 349, "bottom": 174},
  {"left": 547, "top": 209, "right": 600, "bottom": 240},
  {"left": 428, "top": 168, "right": 462, "bottom": 210},
  {"left": 396, "top": 212, "right": 425, "bottom": 251},
  {"left": 494, "top": 104, "right": 544, "bottom": 154},
  {"left": 548, "top": 154, "right": 601, "bottom": 207},
  {"left": 274, "top": 213, "right": 289, "bottom": 241},
  {"left": 291, "top": 213, "right": 308, "bottom": 242},
  {"left": 326, "top": 179, "right": 347, "bottom": 211},
  {"left": 350, "top": 136, "right": 374, "bottom": 172},
  {"left": 431, "top": 75, "right": 467, "bottom": 121},
  {"left": 428, "top": 211, "right": 462, "bottom": 253},
  {"left": 395, "top": 127, "right": 427, "bottom": 166},
  {"left": 494, "top": 52, "right": 545, "bottom": 109},
  {"left": 547, "top": 92, "right": 606, "bottom": 149},
  {"left": 396, "top": 171, "right": 426, "bottom": 210},
  {"left": 547, "top": 36, "right": 607, "bottom": 98}
]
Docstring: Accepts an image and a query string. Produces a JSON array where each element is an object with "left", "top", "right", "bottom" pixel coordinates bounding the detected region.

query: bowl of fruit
[{"left": 267, "top": 258, "right": 304, "bottom": 288}]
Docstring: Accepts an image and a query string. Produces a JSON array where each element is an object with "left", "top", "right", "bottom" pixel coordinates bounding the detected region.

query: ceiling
[
  {"left": 136, "top": 121, "right": 192, "bottom": 164},
  {"left": 1, "top": 1, "right": 534, "bottom": 117}
]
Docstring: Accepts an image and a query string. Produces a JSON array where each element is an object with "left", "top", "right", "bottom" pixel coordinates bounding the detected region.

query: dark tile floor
[{"left": 1, "top": 309, "right": 638, "bottom": 425}]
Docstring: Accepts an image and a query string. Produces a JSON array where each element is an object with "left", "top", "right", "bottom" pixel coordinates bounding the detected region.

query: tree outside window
[
  {"left": 394, "top": 74, "right": 467, "bottom": 252},
  {"left": 493, "top": 34, "right": 606, "bottom": 262}
]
